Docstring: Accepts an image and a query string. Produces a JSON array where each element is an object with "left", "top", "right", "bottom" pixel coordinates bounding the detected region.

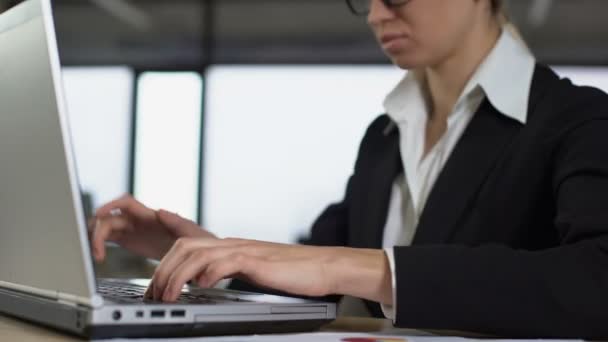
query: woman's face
[{"left": 368, "top": 0, "right": 488, "bottom": 69}]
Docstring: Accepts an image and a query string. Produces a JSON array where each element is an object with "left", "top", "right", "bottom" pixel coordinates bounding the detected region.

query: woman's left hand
[{"left": 146, "top": 237, "right": 393, "bottom": 305}]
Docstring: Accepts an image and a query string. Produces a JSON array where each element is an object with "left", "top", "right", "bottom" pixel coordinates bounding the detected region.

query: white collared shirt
[{"left": 380, "top": 28, "right": 536, "bottom": 319}]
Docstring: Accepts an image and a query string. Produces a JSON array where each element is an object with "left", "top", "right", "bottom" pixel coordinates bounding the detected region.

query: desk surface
[{"left": 0, "top": 313, "right": 412, "bottom": 341}]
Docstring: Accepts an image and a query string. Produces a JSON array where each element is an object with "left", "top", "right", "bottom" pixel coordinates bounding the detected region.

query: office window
[
  {"left": 553, "top": 66, "right": 608, "bottom": 93},
  {"left": 62, "top": 67, "right": 133, "bottom": 209},
  {"left": 203, "top": 66, "right": 404, "bottom": 243},
  {"left": 133, "top": 72, "right": 203, "bottom": 222}
]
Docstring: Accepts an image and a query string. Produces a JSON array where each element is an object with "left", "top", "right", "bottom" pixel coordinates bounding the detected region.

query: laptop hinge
[
  {"left": 0, "top": 281, "right": 103, "bottom": 309},
  {"left": 57, "top": 291, "right": 104, "bottom": 309}
]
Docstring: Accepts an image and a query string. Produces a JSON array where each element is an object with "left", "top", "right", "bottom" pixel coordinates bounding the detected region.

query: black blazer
[{"left": 305, "top": 65, "right": 608, "bottom": 338}]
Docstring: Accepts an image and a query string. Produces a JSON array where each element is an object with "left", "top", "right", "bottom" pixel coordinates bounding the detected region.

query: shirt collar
[{"left": 384, "top": 27, "right": 536, "bottom": 125}]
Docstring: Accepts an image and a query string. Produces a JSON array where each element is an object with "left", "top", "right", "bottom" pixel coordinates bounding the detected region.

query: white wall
[
  {"left": 62, "top": 67, "right": 133, "bottom": 209},
  {"left": 553, "top": 66, "right": 608, "bottom": 93},
  {"left": 133, "top": 72, "right": 203, "bottom": 222},
  {"left": 203, "top": 65, "right": 405, "bottom": 242}
]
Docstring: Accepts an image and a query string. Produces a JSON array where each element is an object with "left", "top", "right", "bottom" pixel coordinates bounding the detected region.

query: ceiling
[{"left": 2, "top": 0, "right": 608, "bottom": 68}]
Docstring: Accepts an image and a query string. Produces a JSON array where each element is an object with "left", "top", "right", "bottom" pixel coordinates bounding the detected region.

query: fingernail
[{"left": 163, "top": 291, "right": 172, "bottom": 302}]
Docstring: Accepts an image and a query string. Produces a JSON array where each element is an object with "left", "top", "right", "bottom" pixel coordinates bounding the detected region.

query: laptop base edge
[
  {"left": 1, "top": 287, "right": 334, "bottom": 339},
  {"left": 87, "top": 320, "right": 332, "bottom": 339},
  {"left": 0, "top": 287, "right": 88, "bottom": 337}
]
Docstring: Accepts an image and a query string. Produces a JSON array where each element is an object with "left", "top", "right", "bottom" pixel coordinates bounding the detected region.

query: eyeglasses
[{"left": 346, "top": 0, "right": 411, "bottom": 16}]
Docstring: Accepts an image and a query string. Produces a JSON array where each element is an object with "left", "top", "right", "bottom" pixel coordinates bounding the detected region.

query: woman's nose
[{"left": 368, "top": 0, "right": 397, "bottom": 26}]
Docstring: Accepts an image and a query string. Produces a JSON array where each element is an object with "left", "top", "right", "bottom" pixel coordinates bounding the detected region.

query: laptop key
[{"left": 97, "top": 280, "right": 247, "bottom": 304}]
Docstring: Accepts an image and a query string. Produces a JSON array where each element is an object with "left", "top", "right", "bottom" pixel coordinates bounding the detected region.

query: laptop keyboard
[{"left": 97, "top": 280, "right": 245, "bottom": 305}]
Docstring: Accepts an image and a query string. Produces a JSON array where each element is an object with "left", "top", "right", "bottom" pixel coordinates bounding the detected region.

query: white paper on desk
[{"left": 102, "top": 332, "right": 583, "bottom": 342}]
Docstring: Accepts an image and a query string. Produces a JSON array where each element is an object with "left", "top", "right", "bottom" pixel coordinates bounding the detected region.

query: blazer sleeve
[
  {"left": 299, "top": 177, "right": 352, "bottom": 247},
  {"left": 301, "top": 114, "right": 391, "bottom": 247},
  {"left": 391, "top": 119, "right": 608, "bottom": 339}
]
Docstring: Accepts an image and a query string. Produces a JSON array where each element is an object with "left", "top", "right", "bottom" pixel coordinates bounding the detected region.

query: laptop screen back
[{"left": 0, "top": 0, "right": 97, "bottom": 306}]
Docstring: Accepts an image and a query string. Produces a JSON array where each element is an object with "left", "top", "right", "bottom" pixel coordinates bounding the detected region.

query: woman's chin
[
  {"left": 383, "top": 48, "right": 426, "bottom": 70},
  {"left": 388, "top": 55, "right": 422, "bottom": 70}
]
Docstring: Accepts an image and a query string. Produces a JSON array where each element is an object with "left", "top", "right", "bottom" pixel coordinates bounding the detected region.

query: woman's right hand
[{"left": 90, "top": 194, "right": 216, "bottom": 262}]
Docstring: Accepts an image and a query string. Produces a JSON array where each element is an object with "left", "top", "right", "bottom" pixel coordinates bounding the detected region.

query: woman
[{"left": 92, "top": 0, "right": 608, "bottom": 338}]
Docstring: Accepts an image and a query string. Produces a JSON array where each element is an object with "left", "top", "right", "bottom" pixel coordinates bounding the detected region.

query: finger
[
  {"left": 96, "top": 194, "right": 155, "bottom": 221},
  {"left": 144, "top": 280, "right": 157, "bottom": 301},
  {"left": 153, "top": 239, "right": 266, "bottom": 299},
  {"left": 143, "top": 285, "right": 151, "bottom": 299},
  {"left": 161, "top": 249, "right": 221, "bottom": 302},
  {"left": 199, "top": 253, "right": 253, "bottom": 289},
  {"left": 92, "top": 219, "right": 113, "bottom": 262},
  {"left": 156, "top": 209, "right": 198, "bottom": 237},
  {"left": 87, "top": 217, "right": 97, "bottom": 241},
  {"left": 87, "top": 217, "right": 96, "bottom": 233},
  {"left": 91, "top": 216, "right": 131, "bottom": 262},
  {"left": 153, "top": 239, "right": 251, "bottom": 300},
  {"left": 151, "top": 238, "right": 198, "bottom": 300},
  {"left": 95, "top": 194, "right": 131, "bottom": 216}
]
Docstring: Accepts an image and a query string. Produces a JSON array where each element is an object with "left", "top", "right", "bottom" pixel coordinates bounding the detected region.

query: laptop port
[
  {"left": 135, "top": 311, "right": 144, "bottom": 318},
  {"left": 112, "top": 310, "right": 122, "bottom": 321},
  {"left": 171, "top": 310, "right": 186, "bottom": 318},
  {"left": 150, "top": 310, "right": 165, "bottom": 318}
]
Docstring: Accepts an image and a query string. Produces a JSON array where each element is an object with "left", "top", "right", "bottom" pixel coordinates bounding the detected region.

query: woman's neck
[{"left": 424, "top": 20, "right": 502, "bottom": 122}]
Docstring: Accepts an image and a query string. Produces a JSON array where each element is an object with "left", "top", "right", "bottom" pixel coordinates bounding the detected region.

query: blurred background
[{"left": 1, "top": 0, "right": 607, "bottom": 277}]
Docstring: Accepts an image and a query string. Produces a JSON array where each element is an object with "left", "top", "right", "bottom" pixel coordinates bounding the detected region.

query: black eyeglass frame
[{"left": 346, "top": 0, "right": 411, "bottom": 16}]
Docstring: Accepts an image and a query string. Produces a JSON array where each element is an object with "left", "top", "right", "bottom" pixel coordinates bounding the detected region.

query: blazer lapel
[
  {"left": 412, "top": 99, "right": 523, "bottom": 244},
  {"left": 353, "top": 122, "right": 403, "bottom": 249}
]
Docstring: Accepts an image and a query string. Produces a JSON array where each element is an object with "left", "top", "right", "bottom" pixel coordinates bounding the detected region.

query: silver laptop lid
[{"left": 0, "top": 0, "right": 100, "bottom": 308}]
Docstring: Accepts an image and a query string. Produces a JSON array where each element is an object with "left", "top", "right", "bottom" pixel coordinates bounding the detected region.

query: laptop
[{"left": 0, "top": 0, "right": 336, "bottom": 338}]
